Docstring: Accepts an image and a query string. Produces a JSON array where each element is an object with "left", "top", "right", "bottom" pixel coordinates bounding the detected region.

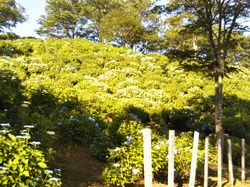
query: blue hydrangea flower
[
  {"left": 57, "top": 122, "right": 63, "bottom": 126},
  {"left": 59, "top": 106, "right": 66, "bottom": 112},
  {"left": 69, "top": 117, "right": 78, "bottom": 123},
  {"left": 88, "top": 117, "right": 95, "bottom": 122},
  {"left": 125, "top": 136, "right": 134, "bottom": 144},
  {"left": 54, "top": 168, "right": 62, "bottom": 172},
  {"left": 95, "top": 123, "right": 99, "bottom": 128}
]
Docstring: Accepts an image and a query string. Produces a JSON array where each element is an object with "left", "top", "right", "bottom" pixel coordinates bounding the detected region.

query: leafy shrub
[
  {"left": 54, "top": 106, "right": 100, "bottom": 143},
  {"left": 174, "top": 132, "right": 216, "bottom": 184},
  {"left": 0, "top": 123, "right": 61, "bottom": 186},
  {"left": 0, "top": 68, "right": 23, "bottom": 124},
  {"left": 90, "top": 132, "right": 115, "bottom": 160},
  {"left": 103, "top": 121, "right": 217, "bottom": 186},
  {"left": 1, "top": 38, "right": 250, "bottom": 186},
  {"left": 29, "top": 87, "right": 58, "bottom": 117},
  {"left": 223, "top": 136, "right": 250, "bottom": 166}
]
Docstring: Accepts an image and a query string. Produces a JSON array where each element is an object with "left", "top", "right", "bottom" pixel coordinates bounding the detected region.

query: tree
[
  {"left": 0, "top": 0, "right": 26, "bottom": 33},
  {"left": 37, "top": 0, "right": 87, "bottom": 38},
  {"left": 78, "top": 0, "right": 121, "bottom": 41},
  {"left": 99, "top": 10, "right": 145, "bottom": 48},
  {"left": 228, "top": 34, "right": 250, "bottom": 67},
  {"left": 99, "top": 0, "right": 161, "bottom": 49},
  {"left": 0, "top": 32, "right": 20, "bottom": 40},
  {"left": 165, "top": 0, "right": 250, "bottom": 186}
]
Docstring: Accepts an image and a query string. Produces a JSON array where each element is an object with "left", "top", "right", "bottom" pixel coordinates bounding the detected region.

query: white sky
[{"left": 11, "top": 0, "right": 46, "bottom": 37}]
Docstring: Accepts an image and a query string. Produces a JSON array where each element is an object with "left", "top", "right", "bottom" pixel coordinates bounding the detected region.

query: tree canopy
[
  {"left": 99, "top": 0, "right": 160, "bottom": 49},
  {"left": 0, "top": 0, "right": 26, "bottom": 33},
  {"left": 36, "top": 0, "right": 87, "bottom": 38},
  {"left": 36, "top": 0, "right": 161, "bottom": 48}
]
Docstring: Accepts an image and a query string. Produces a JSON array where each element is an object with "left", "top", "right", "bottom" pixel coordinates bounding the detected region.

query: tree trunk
[
  {"left": 214, "top": 58, "right": 224, "bottom": 145},
  {"left": 214, "top": 57, "right": 225, "bottom": 187}
]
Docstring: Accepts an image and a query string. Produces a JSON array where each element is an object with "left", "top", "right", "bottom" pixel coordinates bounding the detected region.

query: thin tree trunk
[
  {"left": 214, "top": 57, "right": 225, "bottom": 187},
  {"left": 214, "top": 58, "right": 224, "bottom": 144}
]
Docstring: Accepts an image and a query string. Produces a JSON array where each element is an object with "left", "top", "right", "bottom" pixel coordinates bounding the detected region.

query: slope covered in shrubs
[{"left": 1, "top": 38, "right": 250, "bottom": 185}]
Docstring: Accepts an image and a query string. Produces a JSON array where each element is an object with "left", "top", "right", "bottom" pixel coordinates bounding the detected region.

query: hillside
[{"left": 1, "top": 38, "right": 250, "bottom": 186}]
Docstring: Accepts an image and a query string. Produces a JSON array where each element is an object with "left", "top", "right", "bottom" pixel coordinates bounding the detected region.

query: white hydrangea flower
[
  {"left": 154, "top": 145, "right": 160, "bottom": 150},
  {"left": 113, "top": 163, "right": 120, "bottom": 167},
  {"left": 132, "top": 168, "right": 140, "bottom": 175}
]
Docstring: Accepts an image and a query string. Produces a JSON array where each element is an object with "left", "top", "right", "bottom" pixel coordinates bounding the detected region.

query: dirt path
[{"left": 50, "top": 139, "right": 106, "bottom": 187}]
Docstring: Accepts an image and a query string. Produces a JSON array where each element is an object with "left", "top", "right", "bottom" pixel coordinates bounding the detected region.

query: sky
[{"left": 12, "top": 0, "right": 46, "bottom": 38}]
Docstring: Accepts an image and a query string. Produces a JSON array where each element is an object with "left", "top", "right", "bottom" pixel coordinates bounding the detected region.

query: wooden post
[
  {"left": 189, "top": 131, "right": 199, "bottom": 187},
  {"left": 227, "top": 139, "right": 234, "bottom": 186},
  {"left": 141, "top": 128, "right": 152, "bottom": 187},
  {"left": 241, "top": 139, "right": 245, "bottom": 185},
  {"left": 218, "top": 138, "right": 222, "bottom": 187},
  {"left": 168, "top": 130, "right": 175, "bottom": 187},
  {"left": 204, "top": 137, "right": 209, "bottom": 187}
]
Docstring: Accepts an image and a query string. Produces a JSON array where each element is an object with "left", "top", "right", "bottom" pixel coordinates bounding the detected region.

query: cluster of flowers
[
  {"left": 111, "top": 135, "right": 141, "bottom": 176},
  {"left": 57, "top": 106, "right": 104, "bottom": 136},
  {"left": 0, "top": 123, "right": 62, "bottom": 183}
]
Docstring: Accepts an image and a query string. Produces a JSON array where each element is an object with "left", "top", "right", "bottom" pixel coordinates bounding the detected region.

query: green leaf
[
  {"left": 38, "top": 162, "right": 47, "bottom": 169},
  {"left": 23, "top": 171, "right": 29, "bottom": 177},
  {"left": 8, "top": 134, "right": 16, "bottom": 141}
]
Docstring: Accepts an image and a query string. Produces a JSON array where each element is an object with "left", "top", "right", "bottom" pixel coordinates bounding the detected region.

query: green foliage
[
  {"left": 223, "top": 136, "right": 250, "bottom": 166},
  {"left": 100, "top": 9, "right": 145, "bottom": 48},
  {"left": 0, "top": 67, "right": 23, "bottom": 124},
  {"left": 37, "top": 0, "right": 86, "bottom": 38},
  {"left": 0, "top": 0, "right": 26, "bottom": 32},
  {"left": 56, "top": 109, "right": 100, "bottom": 143},
  {"left": 0, "top": 125, "right": 61, "bottom": 186},
  {"left": 29, "top": 87, "right": 58, "bottom": 117},
  {"left": 174, "top": 132, "right": 216, "bottom": 183},
  {"left": 103, "top": 128, "right": 217, "bottom": 186},
  {"left": 0, "top": 32, "right": 19, "bottom": 40},
  {"left": 1, "top": 38, "right": 250, "bottom": 144},
  {"left": 1, "top": 38, "right": 250, "bottom": 185}
]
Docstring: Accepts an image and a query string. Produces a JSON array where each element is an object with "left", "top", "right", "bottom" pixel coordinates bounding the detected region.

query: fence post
[
  {"left": 204, "top": 137, "right": 209, "bottom": 187},
  {"left": 189, "top": 131, "right": 199, "bottom": 187},
  {"left": 241, "top": 139, "right": 245, "bottom": 185},
  {"left": 218, "top": 138, "right": 222, "bottom": 187},
  {"left": 168, "top": 130, "right": 175, "bottom": 187},
  {"left": 141, "top": 128, "right": 152, "bottom": 187},
  {"left": 227, "top": 139, "right": 234, "bottom": 186}
]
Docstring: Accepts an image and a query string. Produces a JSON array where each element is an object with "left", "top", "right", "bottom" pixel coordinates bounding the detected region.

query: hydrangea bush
[
  {"left": 103, "top": 122, "right": 217, "bottom": 186},
  {"left": 0, "top": 123, "right": 61, "bottom": 187},
  {"left": 1, "top": 38, "right": 250, "bottom": 185}
]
